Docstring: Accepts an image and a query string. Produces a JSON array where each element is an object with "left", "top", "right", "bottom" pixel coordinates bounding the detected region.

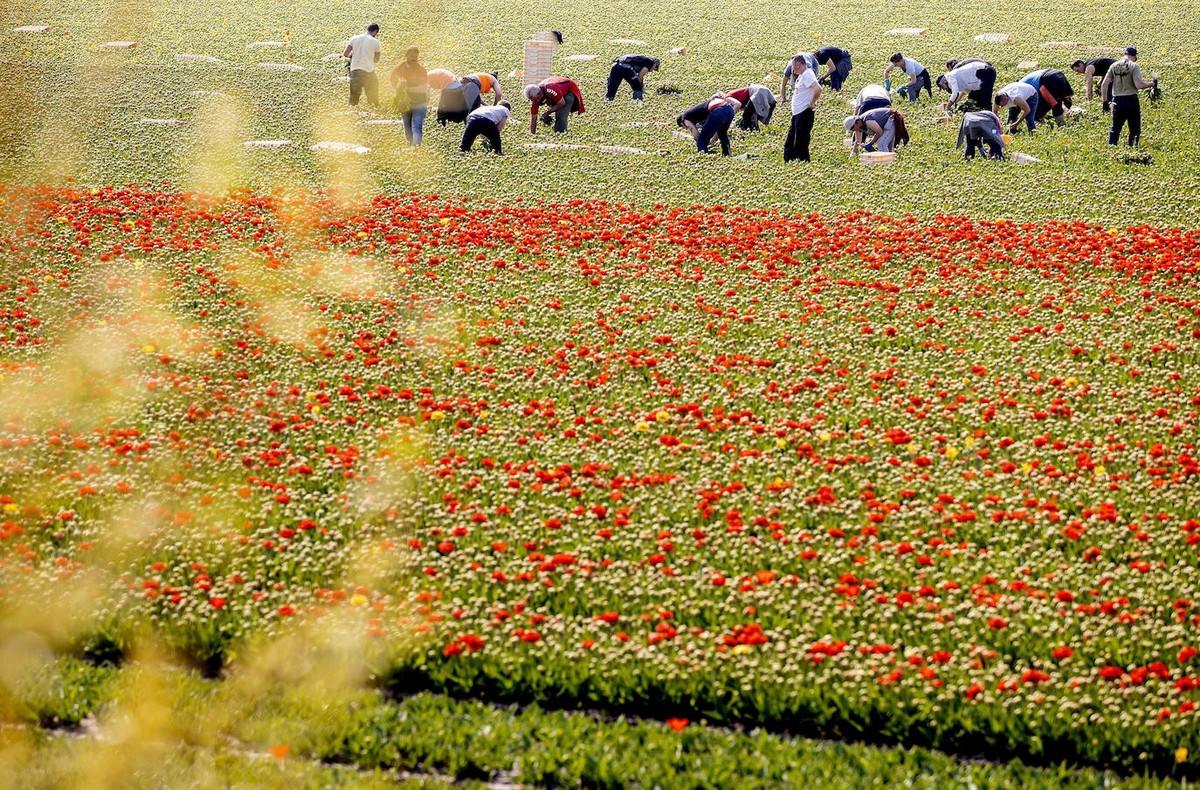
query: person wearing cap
[
  {"left": 343, "top": 23, "right": 382, "bottom": 108},
  {"left": 845, "top": 107, "right": 908, "bottom": 153},
  {"left": 1100, "top": 47, "right": 1156, "bottom": 146},
  {"left": 814, "top": 46, "right": 853, "bottom": 91},
  {"left": 957, "top": 110, "right": 1006, "bottom": 160},
  {"left": 1021, "top": 68, "right": 1074, "bottom": 127},
  {"left": 780, "top": 53, "right": 818, "bottom": 103},
  {"left": 389, "top": 46, "right": 429, "bottom": 144},
  {"left": 937, "top": 59, "right": 996, "bottom": 111},
  {"left": 460, "top": 101, "right": 512, "bottom": 154},
  {"left": 784, "top": 53, "right": 822, "bottom": 162},
  {"left": 461, "top": 72, "right": 503, "bottom": 109},
  {"left": 1071, "top": 58, "right": 1116, "bottom": 110},
  {"left": 696, "top": 95, "right": 739, "bottom": 155},
  {"left": 853, "top": 84, "right": 892, "bottom": 115},
  {"left": 675, "top": 100, "right": 711, "bottom": 139},
  {"left": 526, "top": 76, "right": 585, "bottom": 134},
  {"left": 884, "top": 53, "right": 932, "bottom": 102},
  {"left": 606, "top": 55, "right": 660, "bottom": 101},
  {"left": 993, "top": 80, "right": 1039, "bottom": 133}
]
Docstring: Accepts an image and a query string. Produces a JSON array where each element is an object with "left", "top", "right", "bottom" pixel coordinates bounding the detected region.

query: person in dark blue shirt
[
  {"left": 814, "top": 47, "right": 853, "bottom": 91},
  {"left": 606, "top": 55, "right": 660, "bottom": 101}
]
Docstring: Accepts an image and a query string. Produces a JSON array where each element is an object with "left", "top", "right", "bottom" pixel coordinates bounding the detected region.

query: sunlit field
[{"left": 1, "top": 0, "right": 1199, "bottom": 787}]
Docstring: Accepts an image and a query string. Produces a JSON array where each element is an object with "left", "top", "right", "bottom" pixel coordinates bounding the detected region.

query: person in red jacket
[{"left": 525, "top": 77, "right": 585, "bottom": 134}]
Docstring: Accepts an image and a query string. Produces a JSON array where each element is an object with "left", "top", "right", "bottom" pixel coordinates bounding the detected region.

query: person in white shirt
[
  {"left": 993, "top": 81, "right": 1039, "bottom": 134},
  {"left": 936, "top": 60, "right": 996, "bottom": 111},
  {"left": 853, "top": 84, "right": 891, "bottom": 115},
  {"left": 784, "top": 54, "right": 821, "bottom": 162},
  {"left": 343, "top": 23, "right": 382, "bottom": 108},
  {"left": 779, "top": 52, "right": 818, "bottom": 103},
  {"left": 884, "top": 53, "right": 931, "bottom": 103},
  {"left": 460, "top": 101, "right": 512, "bottom": 154}
]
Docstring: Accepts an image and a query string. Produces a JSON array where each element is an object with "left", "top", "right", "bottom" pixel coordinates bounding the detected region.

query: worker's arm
[
  {"left": 342, "top": 43, "right": 353, "bottom": 59},
  {"left": 1009, "top": 98, "right": 1031, "bottom": 130},
  {"left": 492, "top": 85, "right": 503, "bottom": 104},
  {"left": 530, "top": 105, "right": 539, "bottom": 134},
  {"left": 682, "top": 119, "right": 700, "bottom": 138},
  {"left": 1134, "top": 76, "right": 1155, "bottom": 90},
  {"left": 865, "top": 119, "right": 884, "bottom": 148},
  {"left": 1085, "top": 66, "right": 1096, "bottom": 98},
  {"left": 1099, "top": 73, "right": 1112, "bottom": 100},
  {"left": 883, "top": 63, "right": 897, "bottom": 81}
]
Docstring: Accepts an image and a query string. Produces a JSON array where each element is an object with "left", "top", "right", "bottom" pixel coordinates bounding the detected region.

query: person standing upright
[
  {"left": 784, "top": 54, "right": 821, "bottom": 162},
  {"left": 343, "top": 23, "right": 382, "bottom": 109},
  {"left": 1100, "top": 47, "right": 1156, "bottom": 146},
  {"left": 390, "top": 46, "right": 429, "bottom": 144}
]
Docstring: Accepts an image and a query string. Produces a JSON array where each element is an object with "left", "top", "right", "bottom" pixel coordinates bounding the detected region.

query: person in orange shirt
[{"left": 461, "top": 71, "right": 503, "bottom": 110}]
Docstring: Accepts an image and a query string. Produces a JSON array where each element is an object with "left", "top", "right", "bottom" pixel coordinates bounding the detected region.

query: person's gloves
[
  {"left": 863, "top": 143, "right": 875, "bottom": 152},
  {"left": 884, "top": 78, "right": 891, "bottom": 91},
  {"left": 1102, "top": 101, "right": 1111, "bottom": 113}
]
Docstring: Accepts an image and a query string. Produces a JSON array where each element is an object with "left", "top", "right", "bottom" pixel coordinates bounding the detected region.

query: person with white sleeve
[{"left": 343, "top": 23, "right": 382, "bottom": 108}]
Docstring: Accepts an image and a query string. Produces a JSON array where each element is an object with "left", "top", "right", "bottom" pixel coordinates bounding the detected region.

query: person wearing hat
[
  {"left": 993, "top": 80, "right": 1039, "bottom": 133},
  {"left": 780, "top": 52, "right": 818, "bottom": 103},
  {"left": 884, "top": 53, "right": 932, "bottom": 102},
  {"left": 460, "top": 101, "right": 512, "bottom": 154},
  {"left": 525, "top": 76, "right": 586, "bottom": 134},
  {"left": 853, "top": 83, "right": 892, "bottom": 115},
  {"left": 957, "top": 110, "right": 1006, "bottom": 160},
  {"left": 845, "top": 107, "right": 908, "bottom": 153},
  {"left": 784, "top": 53, "right": 822, "bottom": 162},
  {"left": 813, "top": 46, "right": 853, "bottom": 91},
  {"left": 937, "top": 60, "right": 996, "bottom": 111},
  {"left": 1071, "top": 57, "right": 1116, "bottom": 110},
  {"left": 696, "top": 95, "right": 739, "bottom": 155},
  {"left": 606, "top": 55, "right": 660, "bottom": 101},
  {"left": 1100, "top": 47, "right": 1156, "bottom": 146}
]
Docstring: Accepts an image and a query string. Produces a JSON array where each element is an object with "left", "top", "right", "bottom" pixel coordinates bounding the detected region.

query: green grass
[{"left": 0, "top": 0, "right": 1198, "bottom": 224}]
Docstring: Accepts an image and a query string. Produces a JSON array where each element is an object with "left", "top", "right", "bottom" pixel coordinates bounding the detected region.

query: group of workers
[{"left": 340, "top": 23, "right": 1160, "bottom": 161}]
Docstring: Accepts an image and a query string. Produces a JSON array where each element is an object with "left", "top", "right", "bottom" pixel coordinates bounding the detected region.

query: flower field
[{"left": 2, "top": 0, "right": 1200, "bottom": 786}]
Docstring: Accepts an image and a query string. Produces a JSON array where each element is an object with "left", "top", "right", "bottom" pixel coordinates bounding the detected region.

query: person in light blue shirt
[{"left": 884, "top": 53, "right": 931, "bottom": 102}]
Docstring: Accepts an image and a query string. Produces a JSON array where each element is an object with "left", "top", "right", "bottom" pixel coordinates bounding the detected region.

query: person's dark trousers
[
  {"left": 968, "top": 66, "right": 996, "bottom": 108},
  {"left": 549, "top": 92, "right": 576, "bottom": 133},
  {"left": 697, "top": 105, "right": 734, "bottom": 155},
  {"left": 784, "top": 108, "right": 814, "bottom": 162},
  {"left": 917, "top": 69, "right": 932, "bottom": 99},
  {"left": 827, "top": 56, "right": 852, "bottom": 90},
  {"left": 606, "top": 64, "right": 643, "bottom": 100},
  {"left": 350, "top": 70, "right": 379, "bottom": 107},
  {"left": 1109, "top": 94, "right": 1141, "bottom": 145},
  {"left": 460, "top": 117, "right": 503, "bottom": 154}
]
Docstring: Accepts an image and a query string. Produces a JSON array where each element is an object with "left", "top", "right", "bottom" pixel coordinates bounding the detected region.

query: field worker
[
  {"left": 461, "top": 72, "right": 503, "bottom": 108},
  {"left": 945, "top": 57, "right": 987, "bottom": 72},
  {"left": 937, "top": 59, "right": 996, "bottom": 111},
  {"left": 1100, "top": 47, "right": 1156, "bottom": 146},
  {"left": 957, "top": 110, "right": 1006, "bottom": 159},
  {"left": 1021, "top": 68, "right": 1074, "bottom": 127},
  {"left": 390, "top": 47, "right": 429, "bottom": 145},
  {"left": 993, "top": 80, "right": 1039, "bottom": 133},
  {"left": 741, "top": 84, "right": 778, "bottom": 130},
  {"left": 884, "top": 53, "right": 932, "bottom": 102},
  {"left": 675, "top": 100, "right": 711, "bottom": 138},
  {"left": 343, "top": 23, "right": 382, "bottom": 108},
  {"left": 460, "top": 101, "right": 512, "bottom": 154},
  {"left": 845, "top": 107, "right": 909, "bottom": 153},
  {"left": 427, "top": 68, "right": 457, "bottom": 91},
  {"left": 854, "top": 83, "right": 892, "bottom": 115},
  {"left": 814, "top": 46, "right": 853, "bottom": 91},
  {"left": 697, "top": 95, "right": 739, "bottom": 155},
  {"left": 1072, "top": 57, "right": 1115, "bottom": 109},
  {"left": 780, "top": 52, "right": 818, "bottom": 103},
  {"left": 525, "top": 76, "right": 585, "bottom": 134},
  {"left": 784, "top": 53, "right": 821, "bottom": 162},
  {"left": 606, "top": 55, "right": 660, "bottom": 101}
]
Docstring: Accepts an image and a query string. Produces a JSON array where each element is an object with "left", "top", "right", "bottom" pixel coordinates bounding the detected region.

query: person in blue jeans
[
  {"left": 606, "top": 55, "right": 660, "bottom": 101},
  {"left": 993, "top": 81, "right": 1038, "bottom": 133},
  {"left": 884, "top": 53, "right": 932, "bottom": 102},
  {"left": 390, "top": 46, "right": 429, "bottom": 144},
  {"left": 697, "top": 96, "right": 739, "bottom": 155}
]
